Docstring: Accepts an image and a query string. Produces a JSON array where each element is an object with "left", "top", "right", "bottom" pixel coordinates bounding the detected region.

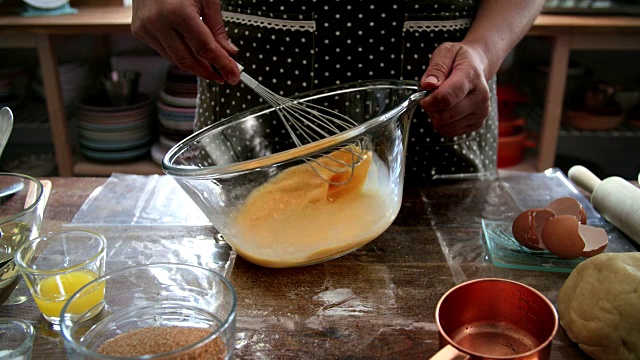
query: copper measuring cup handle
[{"left": 429, "top": 344, "right": 471, "bottom": 360}]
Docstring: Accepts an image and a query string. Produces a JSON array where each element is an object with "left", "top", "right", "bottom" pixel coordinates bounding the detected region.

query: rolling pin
[{"left": 568, "top": 165, "right": 640, "bottom": 246}]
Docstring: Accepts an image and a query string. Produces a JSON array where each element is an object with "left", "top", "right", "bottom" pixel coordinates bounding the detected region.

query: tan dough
[{"left": 558, "top": 252, "right": 640, "bottom": 360}]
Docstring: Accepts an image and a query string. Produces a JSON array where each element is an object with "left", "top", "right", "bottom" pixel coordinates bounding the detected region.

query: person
[{"left": 131, "top": 0, "right": 544, "bottom": 182}]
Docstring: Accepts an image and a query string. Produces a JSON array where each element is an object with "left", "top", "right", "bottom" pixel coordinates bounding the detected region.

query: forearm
[{"left": 462, "top": 0, "right": 545, "bottom": 79}]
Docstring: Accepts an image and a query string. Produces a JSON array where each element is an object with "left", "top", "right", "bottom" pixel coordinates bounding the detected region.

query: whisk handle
[
  {"left": 409, "top": 89, "right": 432, "bottom": 103},
  {"left": 235, "top": 62, "right": 260, "bottom": 90}
]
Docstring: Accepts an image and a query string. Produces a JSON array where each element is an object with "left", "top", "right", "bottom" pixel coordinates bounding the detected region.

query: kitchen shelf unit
[
  {"left": 8, "top": 99, "right": 50, "bottom": 137},
  {"left": 527, "top": 14, "right": 640, "bottom": 171},
  {"left": 73, "top": 158, "right": 162, "bottom": 176},
  {"left": 1, "top": 8, "right": 640, "bottom": 175},
  {"left": 0, "top": 4, "right": 133, "bottom": 176},
  {"left": 518, "top": 103, "right": 640, "bottom": 179}
]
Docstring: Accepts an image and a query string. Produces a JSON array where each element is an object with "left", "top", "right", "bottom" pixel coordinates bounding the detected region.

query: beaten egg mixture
[{"left": 226, "top": 147, "right": 399, "bottom": 267}]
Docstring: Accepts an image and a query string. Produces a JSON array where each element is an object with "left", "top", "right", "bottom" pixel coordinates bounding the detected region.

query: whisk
[{"left": 236, "top": 63, "right": 365, "bottom": 185}]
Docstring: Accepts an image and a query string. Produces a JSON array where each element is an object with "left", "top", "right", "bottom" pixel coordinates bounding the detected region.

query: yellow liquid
[
  {"left": 32, "top": 270, "right": 105, "bottom": 319},
  {"left": 226, "top": 149, "right": 401, "bottom": 267}
]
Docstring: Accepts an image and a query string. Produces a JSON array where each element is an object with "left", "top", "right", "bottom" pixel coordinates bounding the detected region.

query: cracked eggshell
[
  {"left": 512, "top": 208, "right": 555, "bottom": 250},
  {"left": 578, "top": 224, "right": 608, "bottom": 257},
  {"left": 547, "top": 197, "right": 587, "bottom": 224},
  {"left": 541, "top": 215, "right": 609, "bottom": 259},
  {"left": 541, "top": 215, "right": 585, "bottom": 259}
]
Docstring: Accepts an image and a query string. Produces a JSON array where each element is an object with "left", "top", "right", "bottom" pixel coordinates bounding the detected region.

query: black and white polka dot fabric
[{"left": 195, "top": 0, "right": 498, "bottom": 183}]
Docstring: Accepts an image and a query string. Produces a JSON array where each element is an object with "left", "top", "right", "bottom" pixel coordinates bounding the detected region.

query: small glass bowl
[
  {"left": 60, "top": 263, "right": 237, "bottom": 360},
  {"left": 0, "top": 318, "right": 35, "bottom": 360},
  {"left": 14, "top": 229, "right": 107, "bottom": 324}
]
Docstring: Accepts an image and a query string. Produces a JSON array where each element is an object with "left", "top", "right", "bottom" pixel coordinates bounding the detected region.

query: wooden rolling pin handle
[
  {"left": 568, "top": 165, "right": 602, "bottom": 194},
  {"left": 569, "top": 165, "right": 640, "bottom": 246}
]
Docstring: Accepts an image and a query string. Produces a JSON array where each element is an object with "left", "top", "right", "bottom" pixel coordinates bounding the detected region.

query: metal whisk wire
[{"left": 237, "top": 64, "right": 365, "bottom": 185}]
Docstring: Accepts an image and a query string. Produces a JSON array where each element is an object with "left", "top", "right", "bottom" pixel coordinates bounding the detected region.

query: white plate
[
  {"left": 160, "top": 91, "right": 197, "bottom": 108},
  {"left": 82, "top": 145, "right": 151, "bottom": 162},
  {"left": 151, "top": 142, "right": 171, "bottom": 165},
  {"left": 159, "top": 135, "right": 179, "bottom": 148},
  {"left": 22, "top": 0, "right": 70, "bottom": 9}
]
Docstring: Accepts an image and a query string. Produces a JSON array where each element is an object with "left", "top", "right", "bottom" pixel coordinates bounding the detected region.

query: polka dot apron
[{"left": 195, "top": 0, "right": 498, "bottom": 183}]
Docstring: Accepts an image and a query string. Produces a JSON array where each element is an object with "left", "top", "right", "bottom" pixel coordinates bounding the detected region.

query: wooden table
[{"left": 2, "top": 171, "right": 637, "bottom": 359}]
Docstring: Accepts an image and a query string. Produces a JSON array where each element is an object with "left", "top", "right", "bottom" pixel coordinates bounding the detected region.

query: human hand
[
  {"left": 131, "top": 0, "right": 240, "bottom": 84},
  {"left": 419, "top": 42, "right": 491, "bottom": 137}
]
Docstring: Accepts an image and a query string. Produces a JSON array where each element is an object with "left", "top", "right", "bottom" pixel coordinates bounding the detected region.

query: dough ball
[{"left": 558, "top": 252, "right": 640, "bottom": 360}]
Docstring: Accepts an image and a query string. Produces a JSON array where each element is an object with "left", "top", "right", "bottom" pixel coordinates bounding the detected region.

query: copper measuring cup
[{"left": 433, "top": 278, "right": 558, "bottom": 360}]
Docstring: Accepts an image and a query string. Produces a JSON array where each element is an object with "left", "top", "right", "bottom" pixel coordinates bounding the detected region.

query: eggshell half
[
  {"left": 547, "top": 197, "right": 587, "bottom": 224},
  {"left": 512, "top": 208, "right": 555, "bottom": 250},
  {"left": 539, "top": 215, "right": 609, "bottom": 259},
  {"left": 541, "top": 215, "right": 585, "bottom": 259},
  {"left": 578, "top": 224, "right": 608, "bottom": 257}
]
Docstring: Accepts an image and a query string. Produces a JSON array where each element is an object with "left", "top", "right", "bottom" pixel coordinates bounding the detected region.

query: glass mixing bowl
[
  {"left": 0, "top": 173, "right": 45, "bottom": 291},
  {"left": 163, "top": 80, "right": 427, "bottom": 268}
]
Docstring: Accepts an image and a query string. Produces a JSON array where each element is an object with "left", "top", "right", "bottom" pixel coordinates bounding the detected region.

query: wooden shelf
[
  {"left": 531, "top": 14, "right": 640, "bottom": 35},
  {"left": 0, "top": 5, "right": 132, "bottom": 34},
  {"left": 73, "top": 158, "right": 163, "bottom": 176},
  {"left": 559, "top": 127, "right": 640, "bottom": 137}
]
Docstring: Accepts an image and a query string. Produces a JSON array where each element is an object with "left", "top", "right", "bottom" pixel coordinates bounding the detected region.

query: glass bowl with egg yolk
[{"left": 163, "top": 80, "right": 423, "bottom": 268}]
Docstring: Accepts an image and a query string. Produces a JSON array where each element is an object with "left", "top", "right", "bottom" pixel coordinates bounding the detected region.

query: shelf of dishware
[
  {"left": 5, "top": 99, "right": 52, "bottom": 145},
  {"left": 8, "top": 100, "right": 48, "bottom": 128},
  {"left": 73, "top": 158, "right": 162, "bottom": 176},
  {"left": 520, "top": 104, "right": 640, "bottom": 179},
  {"left": 523, "top": 105, "right": 640, "bottom": 137},
  {"left": 69, "top": 64, "right": 195, "bottom": 177}
]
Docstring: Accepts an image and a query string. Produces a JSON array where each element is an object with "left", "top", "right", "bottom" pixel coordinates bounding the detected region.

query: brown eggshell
[
  {"left": 541, "top": 215, "right": 585, "bottom": 259},
  {"left": 512, "top": 209, "right": 537, "bottom": 249},
  {"left": 512, "top": 208, "right": 555, "bottom": 250},
  {"left": 578, "top": 224, "right": 608, "bottom": 257},
  {"left": 547, "top": 197, "right": 587, "bottom": 224}
]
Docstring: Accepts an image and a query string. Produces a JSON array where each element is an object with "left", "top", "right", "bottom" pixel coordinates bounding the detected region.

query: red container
[
  {"left": 497, "top": 119, "right": 536, "bottom": 168},
  {"left": 498, "top": 132, "right": 526, "bottom": 168}
]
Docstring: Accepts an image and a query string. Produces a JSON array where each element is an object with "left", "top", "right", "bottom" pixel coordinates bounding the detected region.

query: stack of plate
[
  {"left": 152, "top": 65, "right": 197, "bottom": 164},
  {"left": 77, "top": 93, "right": 154, "bottom": 162}
]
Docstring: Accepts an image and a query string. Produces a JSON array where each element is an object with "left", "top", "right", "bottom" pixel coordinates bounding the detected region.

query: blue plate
[
  {"left": 80, "top": 136, "right": 152, "bottom": 151},
  {"left": 81, "top": 145, "right": 151, "bottom": 162}
]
